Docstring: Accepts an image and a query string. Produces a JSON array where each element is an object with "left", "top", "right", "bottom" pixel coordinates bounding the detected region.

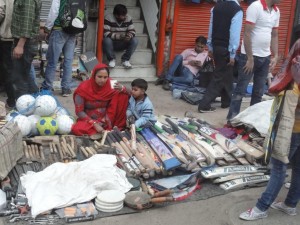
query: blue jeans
[
  {"left": 102, "top": 37, "right": 138, "bottom": 61},
  {"left": 256, "top": 133, "right": 300, "bottom": 211},
  {"left": 42, "top": 30, "right": 76, "bottom": 90},
  {"left": 165, "top": 55, "right": 194, "bottom": 86},
  {"left": 227, "top": 54, "right": 270, "bottom": 120}
]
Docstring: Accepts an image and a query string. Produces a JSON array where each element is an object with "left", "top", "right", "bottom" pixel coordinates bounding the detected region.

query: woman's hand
[
  {"left": 93, "top": 123, "right": 104, "bottom": 133},
  {"left": 114, "top": 82, "right": 124, "bottom": 92}
]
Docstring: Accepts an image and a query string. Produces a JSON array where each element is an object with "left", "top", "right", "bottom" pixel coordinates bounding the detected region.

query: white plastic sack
[
  {"left": 230, "top": 100, "right": 273, "bottom": 137},
  {"left": 20, "top": 154, "right": 132, "bottom": 217},
  {"left": 0, "top": 189, "right": 6, "bottom": 210}
]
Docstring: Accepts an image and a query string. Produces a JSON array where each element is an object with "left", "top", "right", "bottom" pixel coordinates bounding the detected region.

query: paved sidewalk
[{"left": 1, "top": 83, "right": 296, "bottom": 225}]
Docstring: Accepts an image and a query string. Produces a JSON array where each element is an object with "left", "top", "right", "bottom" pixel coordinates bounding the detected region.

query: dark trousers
[
  {"left": 198, "top": 46, "right": 233, "bottom": 110},
  {"left": 11, "top": 39, "right": 39, "bottom": 101},
  {"left": 0, "top": 40, "right": 15, "bottom": 107}
]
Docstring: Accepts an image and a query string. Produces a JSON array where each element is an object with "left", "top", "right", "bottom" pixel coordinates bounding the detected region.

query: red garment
[
  {"left": 269, "top": 39, "right": 300, "bottom": 93},
  {"left": 72, "top": 63, "right": 128, "bottom": 136}
]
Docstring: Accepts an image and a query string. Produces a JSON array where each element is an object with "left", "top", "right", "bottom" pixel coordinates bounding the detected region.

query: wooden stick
[
  {"left": 34, "top": 144, "right": 40, "bottom": 159},
  {"left": 61, "top": 136, "right": 67, "bottom": 146},
  {"left": 85, "top": 147, "right": 94, "bottom": 156},
  {"left": 39, "top": 146, "right": 45, "bottom": 160},
  {"left": 130, "top": 124, "right": 137, "bottom": 152},
  {"left": 66, "top": 143, "right": 77, "bottom": 158},
  {"left": 52, "top": 142, "right": 58, "bottom": 153},
  {"left": 61, "top": 141, "right": 70, "bottom": 158},
  {"left": 49, "top": 142, "right": 54, "bottom": 153},
  {"left": 88, "top": 146, "right": 97, "bottom": 155},
  {"left": 80, "top": 146, "right": 89, "bottom": 158},
  {"left": 56, "top": 142, "right": 65, "bottom": 161},
  {"left": 23, "top": 141, "right": 30, "bottom": 159},
  {"left": 100, "top": 130, "right": 108, "bottom": 145},
  {"left": 70, "top": 136, "right": 75, "bottom": 151},
  {"left": 27, "top": 145, "right": 34, "bottom": 160}
]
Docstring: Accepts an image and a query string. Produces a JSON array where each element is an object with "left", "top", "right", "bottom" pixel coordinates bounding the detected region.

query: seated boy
[
  {"left": 163, "top": 36, "right": 208, "bottom": 90},
  {"left": 126, "top": 79, "right": 156, "bottom": 128}
]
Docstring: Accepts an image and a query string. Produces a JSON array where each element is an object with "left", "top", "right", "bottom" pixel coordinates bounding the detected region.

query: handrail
[
  {"left": 96, "top": 0, "right": 105, "bottom": 62},
  {"left": 156, "top": 0, "right": 168, "bottom": 76}
]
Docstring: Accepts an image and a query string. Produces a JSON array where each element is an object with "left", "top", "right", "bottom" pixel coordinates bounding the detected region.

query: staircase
[{"left": 104, "top": 0, "right": 156, "bottom": 82}]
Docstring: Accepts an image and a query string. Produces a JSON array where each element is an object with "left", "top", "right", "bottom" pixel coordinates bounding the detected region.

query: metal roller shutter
[
  {"left": 170, "top": 1, "right": 212, "bottom": 62},
  {"left": 170, "top": 0, "right": 296, "bottom": 69}
]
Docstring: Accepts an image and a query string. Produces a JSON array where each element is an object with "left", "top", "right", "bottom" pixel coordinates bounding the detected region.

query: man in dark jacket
[{"left": 198, "top": 0, "right": 243, "bottom": 113}]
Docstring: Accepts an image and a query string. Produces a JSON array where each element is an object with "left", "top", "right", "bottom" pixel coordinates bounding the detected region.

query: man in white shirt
[{"left": 227, "top": 0, "right": 280, "bottom": 121}]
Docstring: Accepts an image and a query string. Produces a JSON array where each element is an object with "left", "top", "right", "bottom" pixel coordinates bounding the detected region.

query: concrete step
[
  {"left": 103, "top": 49, "right": 152, "bottom": 65},
  {"left": 105, "top": 6, "right": 141, "bottom": 20},
  {"left": 109, "top": 65, "right": 157, "bottom": 82},
  {"left": 136, "top": 34, "right": 148, "bottom": 49},
  {"left": 105, "top": 0, "right": 137, "bottom": 7},
  {"left": 133, "top": 20, "right": 144, "bottom": 34}
]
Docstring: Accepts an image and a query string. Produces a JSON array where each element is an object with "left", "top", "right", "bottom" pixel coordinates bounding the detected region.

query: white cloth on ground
[{"left": 20, "top": 154, "right": 132, "bottom": 217}]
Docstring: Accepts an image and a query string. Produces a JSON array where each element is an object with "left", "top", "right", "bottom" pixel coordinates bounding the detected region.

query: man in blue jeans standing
[
  {"left": 41, "top": 0, "right": 76, "bottom": 97},
  {"left": 162, "top": 36, "right": 208, "bottom": 90},
  {"left": 227, "top": 0, "right": 280, "bottom": 121}
]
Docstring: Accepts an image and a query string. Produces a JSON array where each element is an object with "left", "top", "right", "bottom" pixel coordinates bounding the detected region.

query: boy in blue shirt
[{"left": 126, "top": 79, "right": 156, "bottom": 128}]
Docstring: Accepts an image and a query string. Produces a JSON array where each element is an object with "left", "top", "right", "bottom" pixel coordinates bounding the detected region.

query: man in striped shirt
[{"left": 103, "top": 4, "right": 138, "bottom": 69}]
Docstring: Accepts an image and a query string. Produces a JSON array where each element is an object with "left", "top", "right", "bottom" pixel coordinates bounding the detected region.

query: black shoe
[
  {"left": 221, "top": 104, "right": 230, "bottom": 109},
  {"left": 162, "top": 80, "right": 170, "bottom": 90},
  {"left": 198, "top": 106, "right": 216, "bottom": 113},
  {"left": 155, "top": 76, "right": 165, "bottom": 86},
  {"left": 62, "top": 88, "right": 72, "bottom": 97}
]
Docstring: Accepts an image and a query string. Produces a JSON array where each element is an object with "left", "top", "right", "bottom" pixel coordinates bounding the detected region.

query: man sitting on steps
[{"left": 103, "top": 4, "right": 138, "bottom": 69}]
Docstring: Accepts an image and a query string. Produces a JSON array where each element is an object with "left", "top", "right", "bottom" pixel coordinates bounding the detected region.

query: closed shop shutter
[
  {"left": 40, "top": 0, "right": 52, "bottom": 22},
  {"left": 170, "top": 0, "right": 296, "bottom": 69},
  {"left": 170, "top": 1, "right": 212, "bottom": 62}
]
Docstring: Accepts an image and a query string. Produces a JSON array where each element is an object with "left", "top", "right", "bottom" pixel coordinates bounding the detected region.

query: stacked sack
[{"left": 6, "top": 94, "right": 74, "bottom": 137}]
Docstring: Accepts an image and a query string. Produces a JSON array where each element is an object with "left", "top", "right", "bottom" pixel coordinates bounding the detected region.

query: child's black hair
[
  {"left": 131, "top": 78, "right": 148, "bottom": 91},
  {"left": 113, "top": 4, "right": 127, "bottom": 16},
  {"left": 195, "top": 35, "right": 207, "bottom": 45}
]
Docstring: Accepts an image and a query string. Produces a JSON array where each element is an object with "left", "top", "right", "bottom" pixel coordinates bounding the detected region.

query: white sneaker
[
  {"left": 271, "top": 201, "right": 297, "bottom": 216},
  {"left": 122, "top": 60, "right": 132, "bottom": 68},
  {"left": 239, "top": 207, "right": 268, "bottom": 221},
  {"left": 108, "top": 59, "right": 116, "bottom": 68}
]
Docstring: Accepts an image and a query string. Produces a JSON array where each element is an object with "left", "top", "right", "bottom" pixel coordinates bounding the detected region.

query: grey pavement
[{"left": 0, "top": 83, "right": 298, "bottom": 225}]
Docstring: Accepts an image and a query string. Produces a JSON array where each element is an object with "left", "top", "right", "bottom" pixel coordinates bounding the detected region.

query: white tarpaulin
[
  {"left": 230, "top": 100, "right": 273, "bottom": 137},
  {"left": 20, "top": 154, "right": 132, "bottom": 217}
]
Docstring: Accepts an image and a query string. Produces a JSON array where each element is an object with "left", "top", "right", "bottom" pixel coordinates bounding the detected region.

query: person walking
[
  {"left": 197, "top": 0, "right": 243, "bottom": 113},
  {"left": 239, "top": 36, "right": 300, "bottom": 221},
  {"left": 227, "top": 0, "right": 280, "bottom": 121},
  {"left": 41, "top": 0, "right": 77, "bottom": 97}
]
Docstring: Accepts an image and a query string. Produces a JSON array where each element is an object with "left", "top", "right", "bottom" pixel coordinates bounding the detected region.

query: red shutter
[
  {"left": 170, "top": 0, "right": 297, "bottom": 70},
  {"left": 170, "top": 1, "right": 212, "bottom": 62}
]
